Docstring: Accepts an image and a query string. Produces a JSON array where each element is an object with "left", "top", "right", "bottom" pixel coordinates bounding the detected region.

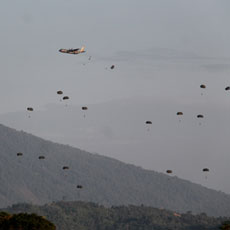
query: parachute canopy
[
  {"left": 225, "top": 86, "right": 230, "bottom": 91},
  {"left": 62, "top": 166, "right": 69, "bottom": 170},
  {"left": 110, "top": 65, "right": 115, "bottom": 70},
  {"left": 200, "top": 84, "right": 206, "bottom": 89},
  {"left": 57, "top": 90, "right": 63, "bottom": 95},
  {"left": 38, "top": 156, "right": 45, "bottom": 160},
  {"left": 76, "top": 185, "right": 83, "bottom": 189},
  {"left": 17, "top": 152, "right": 23, "bottom": 156},
  {"left": 166, "top": 170, "right": 172, "bottom": 174},
  {"left": 63, "top": 96, "right": 69, "bottom": 100},
  {"left": 145, "top": 121, "right": 152, "bottom": 124},
  {"left": 82, "top": 106, "right": 88, "bottom": 110},
  {"left": 197, "top": 114, "right": 204, "bottom": 118},
  {"left": 203, "top": 168, "right": 209, "bottom": 172},
  {"left": 177, "top": 112, "right": 183, "bottom": 116},
  {"left": 27, "top": 107, "right": 33, "bottom": 112}
]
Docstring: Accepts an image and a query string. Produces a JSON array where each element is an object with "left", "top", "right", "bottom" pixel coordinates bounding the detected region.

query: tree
[{"left": 0, "top": 212, "right": 56, "bottom": 230}]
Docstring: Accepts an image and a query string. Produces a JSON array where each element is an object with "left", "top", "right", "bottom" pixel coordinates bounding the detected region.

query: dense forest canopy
[{"left": 2, "top": 201, "right": 230, "bottom": 230}]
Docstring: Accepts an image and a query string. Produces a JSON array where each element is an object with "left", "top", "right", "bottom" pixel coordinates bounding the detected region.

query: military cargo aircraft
[{"left": 59, "top": 46, "right": 85, "bottom": 54}]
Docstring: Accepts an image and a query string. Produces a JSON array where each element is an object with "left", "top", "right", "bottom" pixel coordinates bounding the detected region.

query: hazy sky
[
  {"left": 1, "top": 0, "right": 230, "bottom": 112},
  {"left": 1, "top": 0, "right": 230, "bottom": 193}
]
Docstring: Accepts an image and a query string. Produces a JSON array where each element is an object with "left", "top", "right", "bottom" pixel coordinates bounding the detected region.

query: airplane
[{"left": 59, "top": 46, "right": 85, "bottom": 54}]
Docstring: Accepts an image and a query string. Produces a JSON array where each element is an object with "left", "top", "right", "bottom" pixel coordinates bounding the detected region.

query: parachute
[
  {"left": 203, "top": 168, "right": 209, "bottom": 172},
  {"left": 177, "top": 112, "right": 183, "bottom": 122},
  {"left": 38, "top": 156, "right": 45, "bottom": 160},
  {"left": 145, "top": 121, "right": 152, "bottom": 131},
  {"left": 63, "top": 96, "right": 69, "bottom": 100},
  {"left": 203, "top": 168, "right": 209, "bottom": 179},
  {"left": 166, "top": 170, "right": 172, "bottom": 174},
  {"left": 57, "top": 91, "right": 63, "bottom": 102},
  {"left": 57, "top": 91, "right": 63, "bottom": 95},
  {"left": 197, "top": 114, "right": 204, "bottom": 126},
  {"left": 200, "top": 84, "right": 206, "bottom": 95},
  {"left": 76, "top": 185, "right": 83, "bottom": 200},
  {"left": 82, "top": 106, "right": 88, "bottom": 118},
  {"left": 16, "top": 152, "right": 23, "bottom": 164},
  {"left": 110, "top": 65, "right": 115, "bottom": 70},
  {"left": 26, "top": 107, "right": 34, "bottom": 118},
  {"left": 62, "top": 96, "right": 69, "bottom": 106},
  {"left": 200, "top": 84, "right": 206, "bottom": 89},
  {"left": 225, "top": 86, "right": 230, "bottom": 91},
  {"left": 62, "top": 166, "right": 69, "bottom": 170},
  {"left": 27, "top": 107, "right": 33, "bottom": 112}
]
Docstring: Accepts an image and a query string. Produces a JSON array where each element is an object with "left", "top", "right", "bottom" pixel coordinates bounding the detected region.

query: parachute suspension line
[
  {"left": 197, "top": 114, "right": 204, "bottom": 126},
  {"left": 203, "top": 168, "right": 209, "bottom": 180},
  {"left": 176, "top": 112, "right": 183, "bottom": 123},
  {"left": 200, "top": 84, "right": 206, "bottom": 96},
  {"left": 145, "top": 121, "right": 152, "bottom": 132},
  {"left": 62, "top": 96, "right": 69, "bottom": 107},
  {"left": 76, "top": 185, "right": 83, "bottom": 201},
  {"left": 82, "top": 107, "right": 88, "bottom": 118}
]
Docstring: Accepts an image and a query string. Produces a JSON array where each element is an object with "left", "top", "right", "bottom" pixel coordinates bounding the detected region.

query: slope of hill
[
  {"left": 2, "top": 201, "right": 228, "bottom": 230},
  {"left": 1, "top": 98, "right": 230, "bottom": 194},
  {"left": 0, "top": 123, "right": 230, "bottom": 216}
]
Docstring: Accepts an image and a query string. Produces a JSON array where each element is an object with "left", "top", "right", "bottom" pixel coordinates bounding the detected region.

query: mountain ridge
[{"left": 0, "top": 123, "right": 230, "bottom": 216}]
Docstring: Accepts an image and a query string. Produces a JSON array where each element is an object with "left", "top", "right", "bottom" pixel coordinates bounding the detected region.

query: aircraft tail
[{"left": 80, "top": 46, "right": 85, "bottom": 52}]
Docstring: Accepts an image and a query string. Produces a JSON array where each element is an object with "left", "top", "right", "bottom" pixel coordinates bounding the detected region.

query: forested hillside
[
  {"left": 0, "top": 124, "right": 230, "bottom": 216},
  {"left": 3, "top": 201, "right": 228, "bottom": 230}
]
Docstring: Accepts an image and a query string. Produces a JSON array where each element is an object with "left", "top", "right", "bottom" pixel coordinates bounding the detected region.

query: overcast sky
[{"left": 1, "top": 0, "right": 230, "bottom": 193}]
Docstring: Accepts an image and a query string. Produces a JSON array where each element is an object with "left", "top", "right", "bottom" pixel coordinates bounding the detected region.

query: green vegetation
[
  {"left": 2, "top": 201, "right": 229, "bottom": 230},
  {"left": 0, "top": 212, "right": 56, "bottom": 230}
]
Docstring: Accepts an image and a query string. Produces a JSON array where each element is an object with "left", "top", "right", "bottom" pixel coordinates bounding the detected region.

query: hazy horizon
[{"left": 1, "top": 0, "right": 230, "bottom": 195}]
